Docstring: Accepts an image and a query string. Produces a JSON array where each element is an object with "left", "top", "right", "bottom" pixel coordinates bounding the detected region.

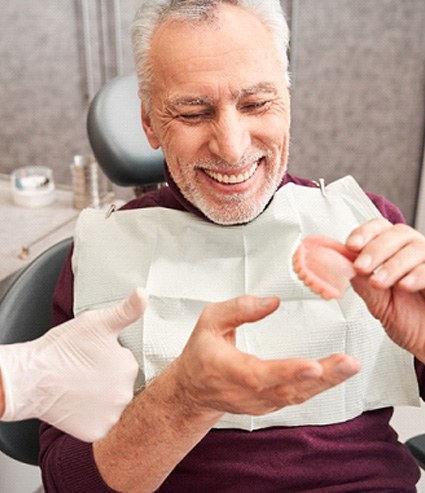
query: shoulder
[
  {"left": 283, "top": 173, "right": 317, "bottom": 188},
  {"left": 283, "top": 173, "right": 406, "bottom": 225},
  {"left": 364, "top": 191, "right": 406, "bottom": 225},
  {"left": 119, "top": 185, "right": 185, "bottom": 212}
]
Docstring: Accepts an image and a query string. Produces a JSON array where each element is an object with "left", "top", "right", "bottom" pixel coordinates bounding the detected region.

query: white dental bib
[{"left": 72, "top": 176, "right": 419, "bottom": 429}]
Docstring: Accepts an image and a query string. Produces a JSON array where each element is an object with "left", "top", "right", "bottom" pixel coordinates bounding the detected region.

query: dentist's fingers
[{"left": 78, "top": 288, "right": 148, "bottom": 336}]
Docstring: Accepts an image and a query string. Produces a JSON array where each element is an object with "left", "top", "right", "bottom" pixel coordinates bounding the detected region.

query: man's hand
[
  {"left": 0, "top": 288, "right": 146, "bottom": 442},
  {"left": 346, "top": 217, "right": 425, "bottom": 362},
  {"left": 173, "top": 295, "right": 361, "bottom": 417},
  {"left": 93, "top": 295, "right": 361, "bottom": 493}
]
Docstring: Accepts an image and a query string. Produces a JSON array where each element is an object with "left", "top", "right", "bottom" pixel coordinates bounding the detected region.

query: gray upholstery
[
  {"left": 87, "top": 72, "right": 164, "bottom": 187},
  {"left": 406, "top": 435, "right": 425, "bottom": 470},
  {"left": 0, "top": 237, "right": 72, "bottom": 465}
]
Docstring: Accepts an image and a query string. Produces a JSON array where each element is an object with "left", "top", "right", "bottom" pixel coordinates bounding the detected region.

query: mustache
[{"left": 193, "top": 150, "right": 271, "bottom": 171}]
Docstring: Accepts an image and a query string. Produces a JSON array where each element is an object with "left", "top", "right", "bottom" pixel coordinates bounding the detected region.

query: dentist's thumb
[{"left": 92, "top": 288, "right": 148, "bottom": 336}]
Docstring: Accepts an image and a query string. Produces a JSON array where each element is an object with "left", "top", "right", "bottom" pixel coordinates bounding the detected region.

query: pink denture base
[{"left": 293, "top": 235, "right": 357, "bottom": 300}]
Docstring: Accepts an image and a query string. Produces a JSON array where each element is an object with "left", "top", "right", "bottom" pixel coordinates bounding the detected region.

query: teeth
[{"left": 205, "top": 162, "right": 258, "bottom": 184}]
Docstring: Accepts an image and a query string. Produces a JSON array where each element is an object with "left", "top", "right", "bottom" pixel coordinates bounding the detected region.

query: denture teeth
[{"left": 206, "top": 162, "right": 258, "bottom": 184}]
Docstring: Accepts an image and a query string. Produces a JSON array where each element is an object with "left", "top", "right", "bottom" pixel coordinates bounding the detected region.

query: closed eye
[
  {"left": 180, "top": 113, "right": 210, "bottom": 119},
  {"left": 177, "top": 112, "right": 213, "bottom": 123},
  {"left": 240, "top": 100, "right": 271, "bottom": 113}
]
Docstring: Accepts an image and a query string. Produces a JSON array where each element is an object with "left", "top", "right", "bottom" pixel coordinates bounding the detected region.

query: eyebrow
[
  {"left": 165, "top": 82, "right": 279, "bottom": 109},
  {"left": 165, "top": 96, "right": 214, "bottom": 109},
  {"left": 234, "top": 82, "right": 279, "bottom": 99}
]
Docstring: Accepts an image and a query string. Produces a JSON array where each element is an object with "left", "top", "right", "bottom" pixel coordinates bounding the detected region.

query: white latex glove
[{"left": 0, "top": 288, "right": 147, "bottom": 442}]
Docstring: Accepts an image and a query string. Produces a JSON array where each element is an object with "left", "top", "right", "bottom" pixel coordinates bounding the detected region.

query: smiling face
[{"left": 142, "top": 3, "right": 290, "bottom": 224}]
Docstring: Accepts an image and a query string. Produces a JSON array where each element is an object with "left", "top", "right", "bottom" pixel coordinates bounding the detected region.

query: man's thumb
[{"left": 200, "top": 295, "right": 281, "bottom": 337}]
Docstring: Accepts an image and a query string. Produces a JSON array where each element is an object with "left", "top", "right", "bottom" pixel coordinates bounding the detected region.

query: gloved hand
[{"left": 0, "top": 288, "right": 147, "bottom": 442}]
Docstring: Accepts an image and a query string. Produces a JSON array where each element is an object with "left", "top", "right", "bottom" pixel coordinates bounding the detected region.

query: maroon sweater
[{"left": 39, "top": 173, "right": 425, "bottom": 492}]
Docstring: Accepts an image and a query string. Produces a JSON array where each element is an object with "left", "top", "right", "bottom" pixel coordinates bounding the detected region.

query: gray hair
[{"left": 131, "top": 0, "right": 290, "bottom": 109}]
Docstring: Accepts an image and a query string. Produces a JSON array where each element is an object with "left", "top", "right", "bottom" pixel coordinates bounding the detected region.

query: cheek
[
  {"left": 163, "top": 125, "right": 209, "bottom": 166},
  {"left": 161, "top": 128, "right": 202, "bottom": 183},
  {"left": 256, "top": 126, "right": 288, "bottom": 156},
  {"left": 255, "top": 110, "right": 290, "bottom": 145}
]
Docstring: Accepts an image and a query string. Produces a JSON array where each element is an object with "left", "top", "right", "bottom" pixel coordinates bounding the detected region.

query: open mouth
[{"left": 203, "top": 160, "right": 259, "bottom": 185}]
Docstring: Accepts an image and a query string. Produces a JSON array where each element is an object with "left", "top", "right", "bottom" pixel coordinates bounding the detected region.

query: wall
[
  {"left": 1, "top": 1, "right": 424, "bottom": 224},
  {"left": 288, "top": 0, "right": 425, "bottom": 224},
  {"left": 0, "top": 0, "right": 140, "bottom": 185},
  {"left": 0, "top": 0, "right": 425, "bottom": 224},
  {"left": 0, "top": 453, "right": 41, "bottom": 493},
  {"left": 1, "top": 1, "right": 425, "bottom": 491}
]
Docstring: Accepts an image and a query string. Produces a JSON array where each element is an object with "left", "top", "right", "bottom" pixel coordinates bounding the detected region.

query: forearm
[{"left": 93, "top": 360, "right": 222, "bottom": 493}]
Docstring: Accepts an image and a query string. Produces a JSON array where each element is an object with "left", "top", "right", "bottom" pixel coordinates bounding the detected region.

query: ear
[{"left": 141, "top": 104, "right": 161, "bottom": 149}]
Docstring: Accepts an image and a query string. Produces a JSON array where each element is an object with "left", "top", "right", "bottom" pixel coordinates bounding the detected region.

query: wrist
[
  {"left": 0, "top": 342, "right": 43, "bottom": 421},
  {"left": 94, "top": 360, "right": 222, "bottom": 493},
  {"left": 151, "top": 360, "right": 223, "bottom": 426}
]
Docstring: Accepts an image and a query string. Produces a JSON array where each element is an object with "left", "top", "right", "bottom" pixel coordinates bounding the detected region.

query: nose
[{"left": 208, "top": 108, "right": 251, "bottom": 165}]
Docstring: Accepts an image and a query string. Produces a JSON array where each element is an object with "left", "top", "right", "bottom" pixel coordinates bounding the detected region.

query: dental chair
[
  {"left": 406, "top": 434, "right": 425, "bottom": 470},
  {"left": 86, "top": 72, "right": 164, "bottom": 193},
  {"left": 0, "top": 237, "right": 73, "bottom": 466},
  {"left": 0, "top": 72, "right": 164, "bottom": 469}
]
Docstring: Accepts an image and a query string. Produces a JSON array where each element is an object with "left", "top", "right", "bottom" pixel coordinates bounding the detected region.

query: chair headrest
[{"left": 87, "top": 73, "right": 164, "bottom": 187}]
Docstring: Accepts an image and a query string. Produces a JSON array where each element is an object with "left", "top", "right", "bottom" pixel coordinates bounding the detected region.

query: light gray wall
[
  {"left": 0, "top": 0, "right": 140, "bottom": 185},
  {"left": 288, "top": 0, "right": 425, "bottom": 224},
  {"left": 1, "top": 2, "right": 425, "bottom": 491},
  {"left": 1, "top": 0, "right": 425, "bottom": 224}
]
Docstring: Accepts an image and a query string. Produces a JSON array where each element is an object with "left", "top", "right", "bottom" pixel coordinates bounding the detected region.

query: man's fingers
[
  {"left": 246, "top": 353, "right": 360, "bottom": 392},
  {"left": 215, "top": 353, "right": 361, "bottom": 415},
  {"left": 199, "top": 295, "right": 281, "bottom": 337},
  {"left": 265, "top": 354, "right": 361, "bottom": 409},
  {"left": 244, "top": 356, "right": 323, "bottom": 390},
  {"left": 346, "top": 217, "right": 392, "bottom": 252},
  {"left": 316, "top": 353, "right": 361, "bottom": 383},
  {"left": 93, "top": 288, "right": 148, "bottom": 335}
]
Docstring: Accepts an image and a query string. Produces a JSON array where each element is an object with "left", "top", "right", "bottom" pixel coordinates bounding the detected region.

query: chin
[{"left": 200, "top": 199, "right": 269, "bottom": 226}]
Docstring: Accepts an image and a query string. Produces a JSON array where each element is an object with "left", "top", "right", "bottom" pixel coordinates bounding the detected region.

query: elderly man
[{"left": 40, "top": 1, "right": 425, "bottom": 491}]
